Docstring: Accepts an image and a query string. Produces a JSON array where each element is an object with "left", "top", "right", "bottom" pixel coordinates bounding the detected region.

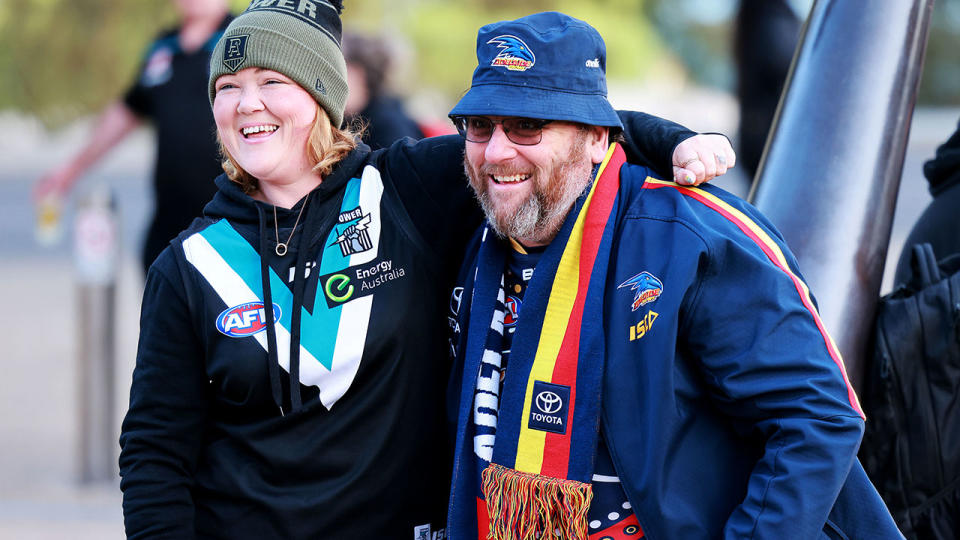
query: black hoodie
[{"left": 119, "top": 116, "right": 692, "bottom": 539}]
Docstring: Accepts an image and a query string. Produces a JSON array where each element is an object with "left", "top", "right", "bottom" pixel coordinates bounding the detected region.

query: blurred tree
[
  {"left": 644, "top": 0, "right": 958, "bottom": 106},
  {"left": 397, "top": 0, "right": 668, "bottom": 100},
  {"left": 917, "top": 0, "right": 960, "bottom": 105},
  {"left": 0, "top": 1, "right": 169, "bottom": 127},
  {"left": 0, "top": 0, "right": 249, "bottom": 128},
  {"left": 2, "top": 0, "right": 674, "bottom": 127}
]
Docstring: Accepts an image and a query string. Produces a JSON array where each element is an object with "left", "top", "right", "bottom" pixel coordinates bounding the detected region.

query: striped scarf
[{"left": 452, "top": 144, "right": 626, "bottom": 539}]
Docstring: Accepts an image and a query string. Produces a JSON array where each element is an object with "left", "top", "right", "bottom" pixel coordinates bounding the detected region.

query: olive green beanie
[{"left": 208, "top": 0, "right": 349, "bottom": 128}]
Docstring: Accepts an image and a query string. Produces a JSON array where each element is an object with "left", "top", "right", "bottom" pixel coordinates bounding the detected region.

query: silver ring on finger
[{"left": 716, "top": 154, "right": 727, "bottom": 165}]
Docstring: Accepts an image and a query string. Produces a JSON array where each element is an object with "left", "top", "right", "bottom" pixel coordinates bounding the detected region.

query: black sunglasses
[{"left": 451, "top": 116, "right": 554, "bottom": 146}]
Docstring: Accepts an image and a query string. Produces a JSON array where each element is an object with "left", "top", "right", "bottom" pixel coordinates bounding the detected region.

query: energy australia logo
[
  {"left": 318, "top": 258, "right": 406, "bottom": 308},
  {"left": 528, "top": 381, "right": 570, "bottom": 434}
]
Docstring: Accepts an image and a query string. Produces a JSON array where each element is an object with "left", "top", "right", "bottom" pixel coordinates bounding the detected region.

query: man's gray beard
[
  {"left": 476, "top": 186, "right": 540, "bottom": 241},
  {"left": 475, "top": 171, "right": 588, "bottom": 243},
  {"left": 467, "top": 134, "right": 593, "bottom": 245}
]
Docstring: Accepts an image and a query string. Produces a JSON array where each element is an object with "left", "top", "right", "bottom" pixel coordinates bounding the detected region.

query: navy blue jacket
[{"left": 448, "top": 163, "right": 903, "bottom": 539}]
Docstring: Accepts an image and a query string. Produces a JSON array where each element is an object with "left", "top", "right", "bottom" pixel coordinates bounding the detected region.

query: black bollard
[{"left": 748, "top": 0, "right": 935, "bottom": 392}]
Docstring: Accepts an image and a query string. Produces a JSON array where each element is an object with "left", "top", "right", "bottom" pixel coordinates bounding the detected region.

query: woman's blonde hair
[{"left": 218, "top": 104, "right": 360, "bottom": 194}]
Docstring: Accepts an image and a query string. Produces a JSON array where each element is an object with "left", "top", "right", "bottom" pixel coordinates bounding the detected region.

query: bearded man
[{"left": 445, "top": 11, "right": 903, "bottom": 540}]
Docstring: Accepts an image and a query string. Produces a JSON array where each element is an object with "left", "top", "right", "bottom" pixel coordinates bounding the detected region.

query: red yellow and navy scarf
[{"left": 451, "top": 144, "right": 627, "bottom": 539}]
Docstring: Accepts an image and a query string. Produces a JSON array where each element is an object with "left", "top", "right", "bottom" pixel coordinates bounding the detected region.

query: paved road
[{"left": 0, "top": 103, "right": 955, "bottom": 538}]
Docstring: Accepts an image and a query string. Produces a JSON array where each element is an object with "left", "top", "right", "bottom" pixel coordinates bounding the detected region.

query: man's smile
[{"left": 491, "top": 173, "right": 532, "bottom": 184}]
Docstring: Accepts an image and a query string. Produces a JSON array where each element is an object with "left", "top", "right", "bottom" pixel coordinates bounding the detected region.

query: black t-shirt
[{"left": 123, "top": 16, "right": 232, "bottom": 270}]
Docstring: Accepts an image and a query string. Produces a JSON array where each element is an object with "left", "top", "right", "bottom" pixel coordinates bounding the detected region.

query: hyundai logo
[{"left": 535, "top": 391, "right": 563, "bottom": 414}]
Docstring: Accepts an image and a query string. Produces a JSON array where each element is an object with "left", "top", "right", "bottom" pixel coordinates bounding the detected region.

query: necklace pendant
[{"left": 272, "top": 197, "right": 309, "bottom": 259}]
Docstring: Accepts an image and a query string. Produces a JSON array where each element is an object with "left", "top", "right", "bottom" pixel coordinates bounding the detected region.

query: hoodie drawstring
[
  {"left": 287, "top": 195, "right": 316, "bottom": 411},
  {"left": 256, "top": 204, "right": 286, "bottom": 416}
]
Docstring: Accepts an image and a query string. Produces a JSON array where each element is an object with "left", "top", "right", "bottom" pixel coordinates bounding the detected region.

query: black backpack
[{"left": 861, "top": 243, "right": 960, "bottom": 539}]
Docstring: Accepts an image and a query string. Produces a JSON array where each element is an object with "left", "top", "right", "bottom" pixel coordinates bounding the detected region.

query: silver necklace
[{"left": 273, "top": 198, "right": 308, "bottom": 257}]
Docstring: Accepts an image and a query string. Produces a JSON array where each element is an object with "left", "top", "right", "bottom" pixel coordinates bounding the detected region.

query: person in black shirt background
[
  {"left": 33, "top": 0, "right": 232, "bottom": 275},
  {"left": 893, "top": 118, "right": 960, "bottom": 286}
]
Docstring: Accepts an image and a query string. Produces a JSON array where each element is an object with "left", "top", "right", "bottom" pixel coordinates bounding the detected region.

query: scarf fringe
[{"left": 481, "top": 463, "right": 593, "bottom": 540}]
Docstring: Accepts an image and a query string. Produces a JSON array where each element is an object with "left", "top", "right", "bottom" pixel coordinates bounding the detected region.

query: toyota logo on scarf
[{"left": 529, "top": 381, "right": 570, "bottom": 434}]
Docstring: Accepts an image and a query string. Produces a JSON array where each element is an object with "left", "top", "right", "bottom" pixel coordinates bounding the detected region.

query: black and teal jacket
[{"left": 119, "top": 113, "right": 693, "bottom": 539}]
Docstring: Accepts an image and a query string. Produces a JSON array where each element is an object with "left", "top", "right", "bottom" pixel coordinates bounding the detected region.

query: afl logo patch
[
  {"left": 222, "top": 35, "right": 248, "bottom": 72},
  {"left": 216, "top": 301, "right": 281, "bottom": 337},
  {"left": 529, "top": 381, "right": 569, "bottom": 434},
  {"left": 504, "top": 296, "right": 521, "bottom": 327}
]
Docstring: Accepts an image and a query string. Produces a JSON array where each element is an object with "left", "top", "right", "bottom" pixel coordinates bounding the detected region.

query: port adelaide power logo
[
  {"left": 529, "top": 381, "right": 570, "bottom": 434},
  {"left": 221, "top": 35, "right": 248, "bottom": 72},
  {"left": 333, "top": 206, "right": 373, "bottom": 257}
]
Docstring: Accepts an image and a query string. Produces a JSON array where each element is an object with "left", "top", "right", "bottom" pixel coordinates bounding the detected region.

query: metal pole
[
  {"left": 748, "top": 0, "right": 934, "bottom": 392},
  {"left": 74, "top": 185, "right": 119, "bottom": 483}
]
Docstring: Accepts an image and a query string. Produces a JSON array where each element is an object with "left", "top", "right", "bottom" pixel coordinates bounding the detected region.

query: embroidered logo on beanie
[{"left": 222, "top": 35, "right": 249, "bottom": 72}]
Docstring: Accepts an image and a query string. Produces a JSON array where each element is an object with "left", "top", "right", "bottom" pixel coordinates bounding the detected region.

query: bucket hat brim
[{"left": 449, "top": 82, "right": 623, "bottom": 129}]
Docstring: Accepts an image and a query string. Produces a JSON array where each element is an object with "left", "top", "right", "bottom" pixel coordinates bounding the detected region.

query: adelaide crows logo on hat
[
  {"left": 222, "top": 34, "right": 248, "bottom": 72},
  {"left": 618, "top": 271, "right": 664, "bottom": 311},
  {"left": 488, "top": 35, "right": 535, "bottom": 71}
]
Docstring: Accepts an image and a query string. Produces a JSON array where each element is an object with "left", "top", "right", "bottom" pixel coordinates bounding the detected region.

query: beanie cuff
[{"left": 209, "top": 11, "right": 348, "bottom": 128}]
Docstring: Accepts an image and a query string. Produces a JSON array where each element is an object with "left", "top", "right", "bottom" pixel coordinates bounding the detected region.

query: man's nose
[{"left": 483, "top": 125, "right": 518, "bottom": 162}]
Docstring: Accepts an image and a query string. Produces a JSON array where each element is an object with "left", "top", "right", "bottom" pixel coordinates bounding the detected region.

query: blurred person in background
[
  {"left": 117, "top": 1, "right": 737, "bottom": 538},
  {"left": 343, "top": 31, "right": 426, "bottom": 150},
  {"left": 893, "top": 118, "right": 960, "bottom": 285},
  {"left": 861, "top": 119, "right": 960, "bottom": 539},
  {"left": 33, "top": 0, "right": 232, "bottom": 275},
  {"left": 734, "top": 0, "right": 801, "bottom": 181}
]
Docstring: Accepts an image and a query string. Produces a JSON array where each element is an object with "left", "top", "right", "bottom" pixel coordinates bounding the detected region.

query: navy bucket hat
[{"left": 449, "top": 11, "right": 622, "bottom": 129}]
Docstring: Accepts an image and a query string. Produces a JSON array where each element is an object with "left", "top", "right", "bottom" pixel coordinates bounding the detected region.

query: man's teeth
[
  {"left": 242, "top": 125, "right": 278, "bottom": 136},
  {"left": 493, "top": 174, "right": 530, "bottom": 184}
]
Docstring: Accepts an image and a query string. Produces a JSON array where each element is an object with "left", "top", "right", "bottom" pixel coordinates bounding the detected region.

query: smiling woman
[
  {"left": 212, "top": 67, "right": 355, "bottom": 207},
  {"left": 116, "top": 1, "right": 716, "bottom": 538}
]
